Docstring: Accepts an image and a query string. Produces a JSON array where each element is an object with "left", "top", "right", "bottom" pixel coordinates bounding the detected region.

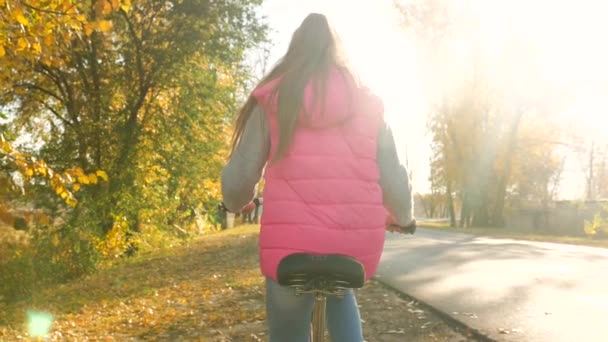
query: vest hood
[{"left": 253, "top": 67, "right": 383, "bottom": 129}]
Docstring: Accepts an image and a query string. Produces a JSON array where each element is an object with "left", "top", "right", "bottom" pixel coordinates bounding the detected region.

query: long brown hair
[{"left": 231, "top": 13, "right": 349, "bottom": 161}]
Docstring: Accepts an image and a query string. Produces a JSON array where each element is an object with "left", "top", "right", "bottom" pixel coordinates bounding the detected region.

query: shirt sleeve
[
  {"left": 377, "top": 121, "right": 414, "bottom": 226},
  {"left": 220, "top": 104, "right": 270, "bottom": 212}
]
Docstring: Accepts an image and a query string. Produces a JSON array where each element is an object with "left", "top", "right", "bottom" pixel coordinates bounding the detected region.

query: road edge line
[{"left": 371, "top": 276, "right": 497, "bottom": 342}]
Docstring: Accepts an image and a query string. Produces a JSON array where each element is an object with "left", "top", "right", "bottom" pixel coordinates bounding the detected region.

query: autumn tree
[
  {"left": 1, "top": 0, "right": 268, "bottom": 297},
  {"left": 398, "top": 0, "right": 564, "bottom": 227}
]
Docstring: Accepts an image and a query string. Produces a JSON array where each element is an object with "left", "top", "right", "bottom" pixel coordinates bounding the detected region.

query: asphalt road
[{"left": 377, "top": 228, "right": 608, "bottom": 342}]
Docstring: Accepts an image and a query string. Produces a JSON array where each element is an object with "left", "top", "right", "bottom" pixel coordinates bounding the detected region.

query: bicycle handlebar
[
  {"left": 387, "top": 219, "right": 417, "bottom": 235},
  {"left": 219, "top": 200, "right": 416, "bottom": 235}
]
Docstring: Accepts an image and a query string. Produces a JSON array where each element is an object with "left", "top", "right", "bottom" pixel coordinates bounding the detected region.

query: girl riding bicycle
[{"left": 221, "top": 13, "right": 415, "bottom": 342}]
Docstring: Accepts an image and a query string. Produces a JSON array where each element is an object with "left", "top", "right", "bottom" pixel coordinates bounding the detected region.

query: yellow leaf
[
  {"left": 60, "top": 191, "right": 69, "bottom": 199},
  {"left": 78, "top": 175, "right": 90, "bottom": 185},
  {"left": 84, "top": 23, "right": 94, "bottom": 36},
  {"left": 14, "top": 10, "right": 29, "bottom": 26},
  {"left": 66, "top": 197, "right": 77, "bottom": 207},
  {"left": 17, "top": 38, "right": 28, "bottom": 51},
  {"left": 88, "top": 173, "right": 99, "bottom": 184},
  {"left": 0, "top": 45, "right": 5, "bottom": 57},
  {"left": 51, "top": 234, "right": 60, "bottom": 247},
  {"left": 96, "top": 170, "right": 109, "bottom": 182},
  {"left": 102, "top": 1, "right": 113, "bottom": 15},
  {"left": 111, "top": 0, "right": 120, "bottom": 10},
  {"left": 41, "top": 56, "right": 52, "bottom": 66},
  {"left": 44, "top": 35, "right": 54, "bottom": 47},
  {"left": 32, "top": 42, "right": 42, "bottom": 54},
  {"left": 25, "top": 168, "right": 34, "bottom": 177},
  {"left": 1, "top": 141, "right": 10, "bottom": 153},
  {"left": 72, "top": 183, "right": 81, "bottom": 192},
  {"left": 68, "top": 19, "right": 81, "bottom": 30},
  {"left": 55, "top": 186, "right": 65, "bottom": 195},
  {"left": 76, "top": 14, "right": 87, "bottom": 22},
  {"left": 71, "top": 168, "right": 85, "bottom": 177},
  {"left": 120, "top": 0, "right": 131, "bottom": 13},
  {"left": 97, "top": 20, "right": 113, "bottom": 32}
]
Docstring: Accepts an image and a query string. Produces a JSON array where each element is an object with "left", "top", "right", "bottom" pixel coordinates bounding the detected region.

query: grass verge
[
  {"left": 1, "top": 225, "right": 474, "bottom": 341},
  {"left": 420, "top": 221, "right": 608, "bottom": 249}
]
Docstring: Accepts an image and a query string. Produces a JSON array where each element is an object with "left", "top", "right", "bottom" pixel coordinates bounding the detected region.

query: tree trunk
[
  {"left": 460, "top": 192, "right": 470, "bottom": 228},
  {"left": 490, "top": 109, "right": 524, "bottom": 227},
  {"left": 446, "top": 181, "right": 456, "bottom": 227},
  {"left": 472, "top": 201, "right": 489, "bottom": 226}
]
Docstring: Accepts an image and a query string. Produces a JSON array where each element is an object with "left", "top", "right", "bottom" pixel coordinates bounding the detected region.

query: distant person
[{"left": 221, "top": 13, "right": 415, "bottom": 342}]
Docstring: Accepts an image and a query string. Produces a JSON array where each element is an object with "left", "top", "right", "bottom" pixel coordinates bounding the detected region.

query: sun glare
[
  {"left": 323, "top": 1, "right": 431, "bottom": 184},
  {"left": 263, "top": 0, "right": 608, "bottom": 196}
]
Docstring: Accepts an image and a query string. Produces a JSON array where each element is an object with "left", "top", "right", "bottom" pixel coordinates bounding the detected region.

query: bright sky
[
  {"left": 260, "top": 0, "right": 608, "bottom": 199},
  {"left": 261, "top": 0, "right": 432, "bottom": 192}
]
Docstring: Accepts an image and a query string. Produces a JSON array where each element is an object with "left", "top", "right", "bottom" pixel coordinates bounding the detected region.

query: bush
[
  {"left": 0, "top": 224, "right": 99, "bottom": 303},
  {"left": 584, "top": 205, "right": 608, "bottom": 239}
]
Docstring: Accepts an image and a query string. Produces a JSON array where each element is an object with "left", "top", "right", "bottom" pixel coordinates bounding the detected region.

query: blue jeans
[{"left": 265, "top": 278, "right": 364, "bottom": 342}]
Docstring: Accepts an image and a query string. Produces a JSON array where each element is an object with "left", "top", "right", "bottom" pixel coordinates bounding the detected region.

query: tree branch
[
  {"left": 51, "top": 67, "right": 79, "bottom": 125},
  {"left": 36, "top": 63, "right": 69, "bottom": 103},
  {"left": 21, "top": 1, "right": 77, "bottom": 15},
  {"left": 40, "top": 101, "right": 74, "bottom": 127},
  {"left": 120, "top": 9, "right": 146, "bottom": 94},
  {"left": 15, "top": 83, "right": 65, "bottom": 103}
]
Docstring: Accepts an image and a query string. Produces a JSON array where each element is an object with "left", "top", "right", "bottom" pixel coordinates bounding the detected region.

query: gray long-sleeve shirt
[{"left": 221, "top": 105, "right": 414, "bottom": 226}]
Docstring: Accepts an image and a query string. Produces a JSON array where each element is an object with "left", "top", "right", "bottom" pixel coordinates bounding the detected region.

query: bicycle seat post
[
  {"left": 312, "top": 290, "right": 327, "bottom": 342},
  {"left": 277, "top": 254, "right": 366, "bottom": 342}
]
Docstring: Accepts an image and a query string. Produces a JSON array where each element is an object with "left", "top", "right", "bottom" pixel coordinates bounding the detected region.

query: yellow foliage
[
  {"left": 51, "top": 234, "right": 60, "bottom": 247},
  {"left": 1, "top": 140, "right": 11, "bottom": 153},
  {"left": 584, "top": 222, "right": 597, "bottom": 237},
  {"left": 69, "top": 167, "right": 85, "bottom": 177},
  {"left": 84, "top": 23, "right": 94, "bottom": 36},
  {"left": 584, "top": 214, "right": 604, "bottom": 237},
  {"left": 16, "top": 37, "right": 28, "bottom": 51},
  {"left": 55, "top": 186, "right": 65, "bottom": 196},
  {"left": 13, "top": 9, "right": 28, "bottom": 26},
  {"left": 66, "top": 197, "right": 77, "bottom": 207},
  {"left": 202, "top": 178, "right": 221, "bottom": 202},
  {"left": 92, "top": 20, "right": 113, "bottom": 33},
  {"left": 78, "top": 174, "right": 90, "bottom": 185},
  {"left": 0, "top": 135, "right": 108, "bottom": 206},
  {"left": 97, "top": 217, "right": 131, "bottom": 258},
  {"left": 96, "top": 170, "right": 109, "bottom": 182},
  {"left": 120, "top": 0, "right": 131, "bottom": 13},
  {"left": 32, "top": 41, "right": 42, "bottom": 54},
  {"left": 88, "top": 173, "right": 99, "bottom": 184},
  {"left": 0, "top": 0, "right": 131, "bottom": 63}
]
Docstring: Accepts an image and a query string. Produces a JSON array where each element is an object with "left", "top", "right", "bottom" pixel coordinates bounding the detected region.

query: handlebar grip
[
  {"left": 389, "top": 219, "right": 416, "bottom": 235},
  {"left": 401, "top": 225, "right": 416, "bottom": 235}
]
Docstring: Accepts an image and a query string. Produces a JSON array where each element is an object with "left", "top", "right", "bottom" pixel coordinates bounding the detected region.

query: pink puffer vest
[{"left": 252, "top": 67, "right": 386, "bottom": 281}]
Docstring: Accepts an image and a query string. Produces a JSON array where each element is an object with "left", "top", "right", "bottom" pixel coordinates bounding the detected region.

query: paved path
[{"left": 377, "top": 228, "right": 608, "bottom": 341}]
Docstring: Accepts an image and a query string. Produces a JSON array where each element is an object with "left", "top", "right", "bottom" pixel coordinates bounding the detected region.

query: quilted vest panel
[{"left": 252, "top": 67, "right": 387, "bottom": 281}]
